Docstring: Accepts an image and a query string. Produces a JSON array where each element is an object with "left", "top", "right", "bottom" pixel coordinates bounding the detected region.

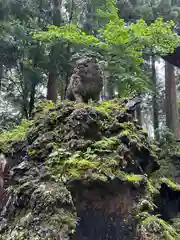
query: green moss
[
  {"left": 92, "top": 99, "right": 127, "bottom": 115},
  {"left": 120, "top": 122, "right": 145, "bottom": 144},
  {"left": 46, "top": 146, "right": 146, "bottom": 185},
  {"left": 47, "top": 144, "right": 119, "bottom": 182},
  {"left": 1, "top": 180, "right": 76, "bottom": 240},
  {"left": 117, "top": 171, "right": 145, "bottom": 185},
  {"left": 160, "top": 178, "right": 180, "bottom": 191},
  {"left": 120, "top": 122, "right": 136, "bottom": 131},
  {"left": 1, "top": 99, "right": 169, "bottom": 239},
  {"left": 138, "top": 128, "right": 148, "bottom": 134},
  {"left": 46, "top": 148, "right": 71, "bottom": 180},
  {"left": 27, "top": 148, "right": 45, "bottom": 158},
  {"left": 138, "top": 215, "right": 178, "bottom": 239},
  {"left": 146, "top": 179, "right": 159, "bottom": 196},
  {"left": 74, "top": 102, "right": 88, "bottom": 109},
  {"left": 64, "top": 157, "right": 99, "bottom": 179},
  {"left": 123, "top": 173, "right": 144, "bottom": 184},
  {"left": 34, "top": 100, "right": 54, "bottom": 113},
  {"left": 171, "top": 214, "right": 180, "bottom": 233},
  {"left": 0, "top": 231, "right": 27, "bottom": 240},
  {"left": 121, "top": 130, "right": 142, "bottom": 143},
  {"left": 121, "top": 129, "right": 131, "bottom": 136},
  {"left": 49, "top": 111, "right": 58, "bottom": 121},
  {"left": 137, "top": 199, "right": 156, "bottom": 213},
  {"left": 0, "top": 119, "right": 32, "bottom": 150},
  {"left": 65, "top": 158, "right": 98, "bottom": 168},
  {"left": 91, "top": 137, "right": 119, "bottom": 151},
  {"left": 28, "top": 149, "right": 37, "bottom": 156},
  {"left": 65, "top": 99, "right": 128, "bottom": 116},
  {"left": 47, "top": 150, "right": 99, "bottom": 181}
]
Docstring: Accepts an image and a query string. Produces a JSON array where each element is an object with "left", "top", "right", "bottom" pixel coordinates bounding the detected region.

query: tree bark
[
  {"left": 20, "top": 62, "right": 29, "bottom": 119},
  {"left": 29, "top": 82, "right": 36, "bottom": 117},
  {"left": 152, "top": 55, "right": 159, "bottom": 140},
  {"left": 165, "top": 61, "right": 179, "bottom": 137},
  {"left": 46, "top": 0, "right": 62, "bottom": 103},
  {"left": 52, "top": 0, "right": 62, "bottom": 25},
  {"left": 47, "top": 71, "right": 57, "bottom": 102}
]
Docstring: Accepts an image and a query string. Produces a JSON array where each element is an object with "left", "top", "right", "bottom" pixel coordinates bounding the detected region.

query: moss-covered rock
[
  {"left": 0, "top": 120, "right": 32, "bottom": 153},
  {"left": 0, "top": 99, "right": 179, "bottom": 239},
  {"left": 137, "top": 214, "right": 178, "bottom": 240}
]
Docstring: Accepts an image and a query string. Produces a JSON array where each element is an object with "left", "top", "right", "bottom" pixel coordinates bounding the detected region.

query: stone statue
[{"left": 66, "top": 57, "right": 103, "bottom": 103}]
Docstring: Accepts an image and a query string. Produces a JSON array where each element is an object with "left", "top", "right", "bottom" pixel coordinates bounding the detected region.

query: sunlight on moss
[
  {"left": 160, "top": 177, "right": 180, "bottom": 191},
  {"left": 117, "top": 171, "right": 145, "bottom": 184},
  {"left": 124, "top": 174, "right": 144, "bottom": 184}
]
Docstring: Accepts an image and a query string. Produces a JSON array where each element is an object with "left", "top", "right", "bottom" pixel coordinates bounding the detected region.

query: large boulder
[{"left": 0, "top": 99, "right": 179, "bottom": 240}]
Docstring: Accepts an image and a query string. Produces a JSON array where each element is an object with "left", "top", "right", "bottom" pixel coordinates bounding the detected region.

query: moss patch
[
  {"left": 137, "top": 214, "right": 178, "bottom": 239},
  {"left": 92, "top": 99, "right": 127, "bottom": 115},
  {"left": 160, "top": 178, "right": 180, "bottom": 191},
  {"left": 91, "top": 137, "right": 119, "bottom": 152},
  {"left": 46, "top": 146, "right": 147, "bottom": 186},
  {"left": 0, "top": 119, "right": 32, "bottom": 151}
]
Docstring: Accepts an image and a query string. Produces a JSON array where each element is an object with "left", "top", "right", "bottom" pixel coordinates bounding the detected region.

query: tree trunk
[
  {"left": 63, "top": 73, "right": 70, "bottom": 100},
  {"left": 29, "top": 82, "right": 36, "bottom": 117},
  {"left": 20, "top": 62, "right": 29, "bottom": 119},
  {"left": 47, "top": 71, "right": 57, "bottom": 102},
  {"left": 46, "top": 0, "right": 62, "bottom": 103},
  {"left": 152, "top": 56, "right": 159, "bottom": 140},
  {"left": 52, "top": 0, "right": 62, "bottom": 25},
  {"left": 165, "top": 61, "right": 179, "bottom": 137}
]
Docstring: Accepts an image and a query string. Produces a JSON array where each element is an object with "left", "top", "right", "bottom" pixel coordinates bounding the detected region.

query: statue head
[{"left": 75, "top": 57, "right": 100, "bottom": 80}]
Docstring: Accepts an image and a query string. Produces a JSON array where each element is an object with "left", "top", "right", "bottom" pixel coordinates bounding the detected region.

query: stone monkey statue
[{"left": 66, "top": 57, "right": 103, "bottom": 103}]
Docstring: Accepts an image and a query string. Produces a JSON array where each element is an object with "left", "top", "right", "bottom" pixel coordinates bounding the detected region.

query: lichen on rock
[{"left": 0, "top": 99, "right": 179, "bottom": 239}]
